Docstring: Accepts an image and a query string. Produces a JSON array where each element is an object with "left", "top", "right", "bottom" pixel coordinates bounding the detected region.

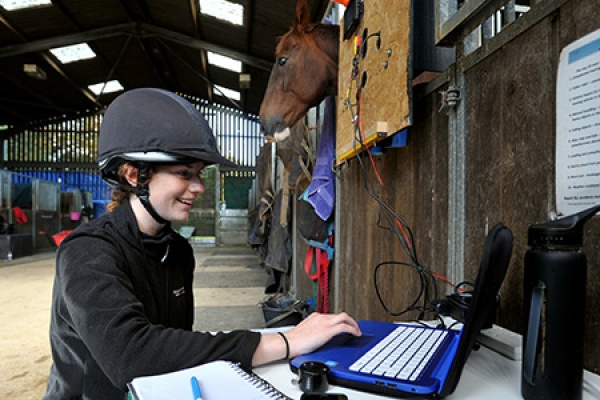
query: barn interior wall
[
  {"left": 324, "top": 0, "right": 600, "bottom": 374},
  {"left": 332, "top": 88, "right": 450, "bottom": 322},
  {"left": 463, "top": 0, "right": 600, "bottom": 374}
]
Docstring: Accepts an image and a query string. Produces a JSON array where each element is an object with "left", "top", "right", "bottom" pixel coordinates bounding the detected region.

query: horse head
[{"left": 259, "top": 0, "right": 339, "bottom": 142}]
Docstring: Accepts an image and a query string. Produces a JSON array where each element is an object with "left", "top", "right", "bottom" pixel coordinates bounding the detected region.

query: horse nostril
[
  {"left": 260, "top": 116, "right": 286, "bottom": 138},
  {"left": 260, "top": 124, "right": 274, "bottom": 140}
]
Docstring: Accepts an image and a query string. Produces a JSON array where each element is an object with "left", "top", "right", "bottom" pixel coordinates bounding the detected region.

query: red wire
[
  {"left": 355, "top": 85, "right": 463, "bottom": 291},
  {"left": 357, "top": 88, "right": 412, "bottom": 251},
  {"left": 357, "top": 89, "right": 384, "bottom": 187},
  {"left": 430, "top": 271, "right": 466, "bottom": 293},
  {"left": 348, "top": 56, "right": 460, "bottom": 296}
]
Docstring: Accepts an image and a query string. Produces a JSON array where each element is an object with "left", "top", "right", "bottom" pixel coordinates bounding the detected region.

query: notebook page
[{"left": 128, "top": 360, "right": 289, "bottom": 400}]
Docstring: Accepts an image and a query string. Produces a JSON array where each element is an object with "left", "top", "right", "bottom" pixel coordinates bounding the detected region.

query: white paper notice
[{"left": 556, "top": 28, "right": 600, "bottom": 216}]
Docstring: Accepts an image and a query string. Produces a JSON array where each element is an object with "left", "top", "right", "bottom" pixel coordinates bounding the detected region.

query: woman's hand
[
  {"left": 285, "top": 312, "right": 361, "bottom": 358},
  {"left": 252, "top": 312, "right": 361, "bottom": 366}
]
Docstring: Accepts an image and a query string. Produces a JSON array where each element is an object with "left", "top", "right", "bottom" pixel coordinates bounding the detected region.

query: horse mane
[
  {"left": 307, "top": 23, "right": 339, "bottom": 52},
  {"left": 275, "top": 22, "right": 339, "bottom": 65}
]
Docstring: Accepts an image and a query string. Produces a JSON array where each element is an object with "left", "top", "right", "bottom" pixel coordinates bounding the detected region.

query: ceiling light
[
  {"left": 0, "top": 0, "right": 51, "bottom": 11},
  {"left": 239, "top": 73, "right": 251, "bottom": 89},
  {"left": 88, "top": 80, "right": 124, "bottom": 95},
  {"left": 23, "top": 64, "right": 46, "bottom": 80},
  {"left": 207, "top": 51, "right": 242, "bottom": 73},
  {"left": 50, "top": 43, "right": 96, "bottom": 64},
  {"left": 214, "top": 85, "right": 240, "bottom": 101},
  {"left": 199, "top": 0, "right": 243, "bottom": 26}
]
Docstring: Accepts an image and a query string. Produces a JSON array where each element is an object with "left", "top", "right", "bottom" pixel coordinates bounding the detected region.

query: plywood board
[{"left": 336, "top": 0, "right": 412, "bottom": 164}]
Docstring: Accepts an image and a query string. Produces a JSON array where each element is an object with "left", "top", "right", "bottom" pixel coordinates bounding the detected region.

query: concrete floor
[{"left": 0, "top": 245, "right": 269, "bottom": 399}]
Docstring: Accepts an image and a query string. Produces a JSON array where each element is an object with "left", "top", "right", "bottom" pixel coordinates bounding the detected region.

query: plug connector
[{"left": 478, "top": 324, "right": 522, "bottom": 360}]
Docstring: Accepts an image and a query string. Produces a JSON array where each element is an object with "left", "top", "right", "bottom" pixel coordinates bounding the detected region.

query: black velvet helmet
[{"left": 98, "top": 87, "right": 237, "bottom": 186}]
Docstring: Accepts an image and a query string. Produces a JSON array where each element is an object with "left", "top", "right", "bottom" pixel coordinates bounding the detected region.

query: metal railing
[{"left": 1, "top": 95, "right": 265, "bottom": 204}]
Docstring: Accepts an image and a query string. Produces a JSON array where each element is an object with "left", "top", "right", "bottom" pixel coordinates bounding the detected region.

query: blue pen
[{"left": 190, "top": 376, "right": 204, "bottom": 400}]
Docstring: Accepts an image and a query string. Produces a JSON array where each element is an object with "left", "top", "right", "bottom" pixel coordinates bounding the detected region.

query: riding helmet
[{"left": 98, "top": 87, "right": 237, "bottom": 186}]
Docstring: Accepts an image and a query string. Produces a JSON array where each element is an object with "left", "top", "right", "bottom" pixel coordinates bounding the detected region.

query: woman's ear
[{"left": 121, "top": 163, "right": 139, "bottom": 187}]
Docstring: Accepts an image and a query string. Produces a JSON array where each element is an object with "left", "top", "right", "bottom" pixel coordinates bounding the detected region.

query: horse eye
[{"left": 277, "top": 57, "right": 288, "bottom": 66}]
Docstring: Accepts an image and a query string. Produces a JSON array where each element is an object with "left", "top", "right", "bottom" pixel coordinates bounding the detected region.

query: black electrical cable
[
  {"left": 346, "top": 72, "right": 433, "bottom": 316},
  {"left": 349, "top": 81, "right": 418, "bottom": 244},
  {"left": 356, "top": 145, "right": 421, "bottom": 266},
  {"left": 345, "top": 58, "right": 464, "bottom": 320},
  {"left": 347, "top": 91, "right": 420, "bottom": 266},
  {"left": 373, "top": 261, "right": 426, "bottom": 317}
]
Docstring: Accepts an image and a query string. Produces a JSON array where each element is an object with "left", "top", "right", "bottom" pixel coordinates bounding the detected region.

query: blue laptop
[{"left": 291, "top": 223, "right": 513, "bottom": 398}]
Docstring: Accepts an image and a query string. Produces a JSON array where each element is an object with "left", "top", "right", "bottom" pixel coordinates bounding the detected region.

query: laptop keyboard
[{"left": 349, "top": 325, "right": 448, "bottom": 381}]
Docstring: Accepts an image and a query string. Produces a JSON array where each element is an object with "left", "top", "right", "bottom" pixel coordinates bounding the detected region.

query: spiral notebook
[{"left": 128, "top": 360, "right": 291, "bottom": 400}]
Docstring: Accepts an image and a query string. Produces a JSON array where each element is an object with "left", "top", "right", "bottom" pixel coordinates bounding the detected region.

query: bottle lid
[{"left": 529, "top": 204, "right": 600, "bottom": 248}]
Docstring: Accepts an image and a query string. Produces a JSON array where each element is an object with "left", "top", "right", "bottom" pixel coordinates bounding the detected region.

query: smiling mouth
[{"left": 178, "top": 198, "right": 193, "bottom": 206}]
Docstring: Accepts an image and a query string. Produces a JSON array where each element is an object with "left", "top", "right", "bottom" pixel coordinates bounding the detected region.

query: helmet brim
[
  {"left": 98, "top": 150, "right": 238, "bottom": 187},
  {"left": 167, "top": 149, "right": 239, "bottom": 168}
]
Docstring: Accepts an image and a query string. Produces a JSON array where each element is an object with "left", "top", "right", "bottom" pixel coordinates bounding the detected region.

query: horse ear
[{"left": 293, "top": 0, "right": 311, "bottom": 33}]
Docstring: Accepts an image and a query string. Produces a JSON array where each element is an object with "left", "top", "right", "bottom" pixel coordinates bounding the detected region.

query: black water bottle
[{"left": 522, "top": 204, "right": 600, "bottom": 400}]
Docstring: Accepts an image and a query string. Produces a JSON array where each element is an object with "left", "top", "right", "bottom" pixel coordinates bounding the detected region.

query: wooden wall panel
[
  {"left": 462, "top": 1, "right": 600, "bottom": 374},
  {"left": 293, "top": 0, "right": 600, "bottom": 373},
  {"left": 548, "top": 0, "right": 594, "bottom": 372},
  {"left": 458, "top": 0, "right": 600, "bottom": 373},
  {"left": 335, "top": 91, "right": 449, "bottom": 322},
  {"left": 560, "top": 0, "right": 600, "bottom": 375},
  {"left": 464, "top": 17, "right": 555, "bottom": 335}
]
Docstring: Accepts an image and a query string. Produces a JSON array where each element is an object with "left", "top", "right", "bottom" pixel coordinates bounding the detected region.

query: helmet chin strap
[
  {"left": 137, "top": 189, "right": 169, "bottom": 225},
  {"left": 134, "top": 163, "right": 168, "bottom": 225}
]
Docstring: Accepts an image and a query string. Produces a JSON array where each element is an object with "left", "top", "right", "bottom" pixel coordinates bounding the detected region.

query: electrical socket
[{"left": 478, "top": 324, "right": 522, "bottom": 361}]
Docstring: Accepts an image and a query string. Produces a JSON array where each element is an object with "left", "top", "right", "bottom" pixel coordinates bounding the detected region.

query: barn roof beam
[
  {"left": 436, "top": 0, "right": 508, "bottom": 47},
  {"left": 0, "top": 22, "right": 273, "bottom": 71},
  {"left": 0, "top": 5, "right": 99, "bottom": 106}
]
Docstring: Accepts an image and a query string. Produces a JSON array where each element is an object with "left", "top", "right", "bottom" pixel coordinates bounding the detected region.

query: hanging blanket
[{"left": 306, "top": 96, "right": 336, "bottom": 221}]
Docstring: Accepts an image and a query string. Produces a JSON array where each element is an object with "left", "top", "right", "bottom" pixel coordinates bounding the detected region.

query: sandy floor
[{"left": 0, "top": 254, "right": 55, "bottom": 399}]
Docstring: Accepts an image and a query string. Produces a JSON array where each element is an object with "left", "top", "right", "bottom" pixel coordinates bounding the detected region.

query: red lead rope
[{"left": 304, "top": 236, "right": 333, "bottom": 313}]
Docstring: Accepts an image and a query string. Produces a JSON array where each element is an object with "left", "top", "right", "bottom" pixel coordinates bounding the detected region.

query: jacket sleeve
[{"left": 55, "top": 235, "right": 261, "bottom": 389}]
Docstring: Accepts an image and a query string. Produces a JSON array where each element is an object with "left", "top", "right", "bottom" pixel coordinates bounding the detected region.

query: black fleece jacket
[{"left": 42, "top": 199, "right": 261, "bottom": 400}]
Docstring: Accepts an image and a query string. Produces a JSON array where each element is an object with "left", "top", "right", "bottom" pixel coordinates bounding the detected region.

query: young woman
[{"left": 42, "top": 88, "right": 361, "bottom": 400}]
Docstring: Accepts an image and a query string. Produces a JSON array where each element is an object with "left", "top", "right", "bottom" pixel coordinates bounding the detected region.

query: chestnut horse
[{"left": 259, "top": 0, "right": 339, "bottom": 142}]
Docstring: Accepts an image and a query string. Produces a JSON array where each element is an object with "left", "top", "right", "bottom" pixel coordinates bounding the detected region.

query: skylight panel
[
  {"left": 88, "top": 80, "right": 124, "bottom": 96},
  {"left": 0, "top": 0, "right": 51, "bottom": 11},
  {"left": 207, "top": 51, "right": 242, "bottom": 73},
  {"left": 214, "top": 85, "right": 240, "bottom": 101},
  {"left": 50, "top": 43, "right": 97, "bottom": 64},
  {"left": 199, "top": 0, "right": 244, "bottom": 26}
]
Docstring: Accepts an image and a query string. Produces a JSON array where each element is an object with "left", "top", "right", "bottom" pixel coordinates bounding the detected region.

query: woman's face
[{"left": 147, "top": 161, "right": 205, "bottom": 222}]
